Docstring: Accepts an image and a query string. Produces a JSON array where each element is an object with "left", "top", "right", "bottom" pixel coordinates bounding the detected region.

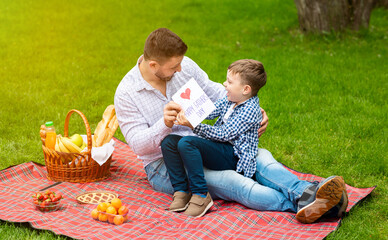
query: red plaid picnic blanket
[{"left": 0, "top": 138, "right": 375, "bottom": 240}]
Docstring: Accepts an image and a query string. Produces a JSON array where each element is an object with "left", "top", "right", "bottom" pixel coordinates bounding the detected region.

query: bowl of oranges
[{"left": 91, "top": 197, "right": 129, "bottom": 225}]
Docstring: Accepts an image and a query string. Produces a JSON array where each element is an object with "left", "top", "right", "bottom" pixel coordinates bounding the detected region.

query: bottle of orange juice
[{"left": 45, "top": 121, "right": 56, "bottom": 150}]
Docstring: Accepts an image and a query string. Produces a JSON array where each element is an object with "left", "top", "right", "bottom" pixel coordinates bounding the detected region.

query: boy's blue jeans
[
  {"left": 160, "top": 135, "right": 239, "bottom": 194},
  {"left": 145, "top": 137, "right": 312, "bottom": 212}
]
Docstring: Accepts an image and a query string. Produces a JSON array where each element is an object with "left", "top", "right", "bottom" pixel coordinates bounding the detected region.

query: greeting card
[{"left": 172, "top": 78, "right": 216, "bottom": 127}]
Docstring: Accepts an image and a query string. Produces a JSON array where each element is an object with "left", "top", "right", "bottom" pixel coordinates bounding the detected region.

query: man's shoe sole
[{"left": 296, "top": 176, "right": 345, "bottom": 223}]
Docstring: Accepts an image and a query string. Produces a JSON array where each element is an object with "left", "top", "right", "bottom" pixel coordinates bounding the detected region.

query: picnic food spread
[
  {"left": 35, "top": 106, "right": 126, "bottom": 222},
  {"left": 91, "top": 197, "right": 129, "bottom": 225}
]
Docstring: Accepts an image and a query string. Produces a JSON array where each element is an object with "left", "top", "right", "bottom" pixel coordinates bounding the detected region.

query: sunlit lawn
[{"left": 0, "top": 0, "right": 387, "bottom": 239}]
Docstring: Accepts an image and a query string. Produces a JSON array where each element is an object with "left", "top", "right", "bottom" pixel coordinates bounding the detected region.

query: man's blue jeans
[
  {"left": 145, "top": 142, "right": 312, "bottom": 212},
  {"left": 160, "top": 135, "right": 239, "bottom": 194}
]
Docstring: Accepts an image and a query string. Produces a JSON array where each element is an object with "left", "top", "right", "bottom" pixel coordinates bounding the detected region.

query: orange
[
  {"left": 113, "top": 215, "right": 124, "bottom": 225},
  {"left": 98, "top": 213, "right": 108, "bottom": 222},
  {"left": 108, "top": 215, "right": 115, "bottom": 224},
  {"left": 106, "top": 206, "right": 117, "bottom": 215},
  {"left": 118, "top": 205, "right": 128, "bottom": 215},
  {"left": 111, "top": 198, "right": 122, "bottom": 210},
  {"left": 91, "top": 208, "right": 99, "bottom": 220},
  {"left": 97, "top": 202, "right": 109, "bottom": 212}
]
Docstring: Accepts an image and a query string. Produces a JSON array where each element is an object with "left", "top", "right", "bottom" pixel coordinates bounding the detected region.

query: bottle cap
[{"left": 45, "top": 121, "right": 54, "bottom": 127}]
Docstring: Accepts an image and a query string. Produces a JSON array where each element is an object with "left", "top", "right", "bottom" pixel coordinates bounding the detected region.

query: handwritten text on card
[{"left": 172, "top": 78, "right": 216, "bottom": 127}]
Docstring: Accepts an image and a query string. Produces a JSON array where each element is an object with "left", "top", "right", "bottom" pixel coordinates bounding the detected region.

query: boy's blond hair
[{"left": 228, "top": 59, "right": 267, "bottom": 96}]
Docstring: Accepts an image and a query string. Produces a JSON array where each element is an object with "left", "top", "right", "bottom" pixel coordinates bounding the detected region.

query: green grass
[{"left": 1, "top": 0, "right": 387, "bottom": 239}]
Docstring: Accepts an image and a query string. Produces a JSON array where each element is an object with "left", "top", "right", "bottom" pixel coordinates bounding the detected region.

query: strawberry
[
  {"left": 38, "top": 194, "right": 44, "bottom": 200},
  {"left": 55, "top": 193, "right": 62, "bottom": 200}
]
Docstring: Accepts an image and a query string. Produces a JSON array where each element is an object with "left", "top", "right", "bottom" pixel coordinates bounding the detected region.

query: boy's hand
[
  {"left": 258, "top": 108, "right": 268, "bottom": 138},
  {"left": 164, "top": 101, "right": 182, "bottom": 128},
  {"left": 175, "top": 111, "right": 194, "bottom": 129}
]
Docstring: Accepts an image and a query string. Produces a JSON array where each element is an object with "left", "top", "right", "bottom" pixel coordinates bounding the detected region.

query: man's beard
[{"left": 155, "top": 70, "right": 174, "bottom": 81}]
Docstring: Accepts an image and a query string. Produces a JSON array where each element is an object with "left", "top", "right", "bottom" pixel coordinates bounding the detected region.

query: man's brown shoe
[
  {"left": 322, "top": 189, "right": 349, "bottom": 219},
  {"left": 296, "top": 176, "right": 345, "bottom": 223},
  {"left": 169, "top": 191, "right": 192, "bottom": 212},
  {"left": 183, "top": 193, "right": 213, "bottom": 217}
]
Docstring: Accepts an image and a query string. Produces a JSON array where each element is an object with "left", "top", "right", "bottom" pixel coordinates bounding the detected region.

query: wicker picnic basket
[{"left": 41, "top": 109, "right": 111, "bottom": 183}]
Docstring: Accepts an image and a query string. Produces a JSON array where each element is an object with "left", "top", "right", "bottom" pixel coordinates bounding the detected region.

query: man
[{"left": 114, "top": 28, "right": 348, "bottom": 223}]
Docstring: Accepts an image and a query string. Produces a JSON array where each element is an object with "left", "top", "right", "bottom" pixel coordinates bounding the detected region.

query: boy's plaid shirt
[{"left": 193, "top": 96, "right": 262, "bottom": 177}]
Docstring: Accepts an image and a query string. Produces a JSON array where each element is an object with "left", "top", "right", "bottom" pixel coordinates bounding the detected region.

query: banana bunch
[{"left": 55, "top": 135, "right": 87, "bottom": 153}]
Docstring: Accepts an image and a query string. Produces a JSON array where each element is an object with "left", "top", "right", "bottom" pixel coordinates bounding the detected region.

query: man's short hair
[
  {"left": 228, "top": 59, "right": 267, "bottom": 96},
  {"left": 143, "top": 28, "right": 188, "bottom": 64}
]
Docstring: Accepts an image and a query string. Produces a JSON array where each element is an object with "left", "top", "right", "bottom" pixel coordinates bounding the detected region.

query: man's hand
[
  {"left": 258, "top": 108, "right": 268, "bottom": 138},
  {"left": 164, "top": 101, "right": 182, "bottom": 128},
  {"left": 175, "top": 111, "right": 194, "bottom": 129}
]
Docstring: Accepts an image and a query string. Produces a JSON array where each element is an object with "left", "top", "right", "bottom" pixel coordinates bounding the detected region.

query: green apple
[
  {"left": 81, "top": 141, "right": 87, "bottom": 150},
  {"left": 69, "top": 134, "right": 84, "bottom": 147}
]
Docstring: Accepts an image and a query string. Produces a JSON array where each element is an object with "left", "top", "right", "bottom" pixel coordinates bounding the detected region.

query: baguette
[
  {"left": 105, "top": 115, "right": 119, "bottom": 145},
  {"left": 93, "top": 105, "right": 119, "bottom": 147},
  {"left": 108, "top": 115, "right": 119, "bottom": 133}
]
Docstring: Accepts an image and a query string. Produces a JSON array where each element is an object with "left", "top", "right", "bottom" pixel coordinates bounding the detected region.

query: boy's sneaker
[
  {"left": 183, "top": 192, "right": 213, "bottom": 217},
  {"left": 169, "top": 191, "right": 192, "bottom": 212},
  {"left": 296, "top": 176, "right": 345, "bottom": 224}
]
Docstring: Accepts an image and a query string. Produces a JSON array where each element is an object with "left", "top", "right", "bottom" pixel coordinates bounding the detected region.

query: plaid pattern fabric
[
  {"left": 0, "top": 138, "right": 375, "bottom": 240},
  {"left": 194, "top": 96, "right": 262, "bottom": 177}
]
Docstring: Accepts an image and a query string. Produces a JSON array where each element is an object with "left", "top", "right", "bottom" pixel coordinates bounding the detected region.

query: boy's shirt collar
[{"left": 228, "top": 96, "right": 259, "bottom": 109}]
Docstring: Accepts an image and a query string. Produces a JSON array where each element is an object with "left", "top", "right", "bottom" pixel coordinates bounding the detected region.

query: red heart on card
[{"left": 180, "top": 88, "right": 191, "bottom": 100}]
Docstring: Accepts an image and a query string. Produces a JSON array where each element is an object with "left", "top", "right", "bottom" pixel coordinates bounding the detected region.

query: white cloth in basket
[{"left": 81, "top": 135, "right": 115, "bottom": 166}]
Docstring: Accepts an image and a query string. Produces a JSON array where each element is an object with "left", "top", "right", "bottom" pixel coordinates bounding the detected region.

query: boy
[{"left": 161, "top": 59, "right": 266, "bottom": 217}]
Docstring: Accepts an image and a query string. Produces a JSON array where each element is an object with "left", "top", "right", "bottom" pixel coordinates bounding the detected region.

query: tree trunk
[
  {"left": 376, "top": 0, "right": 388, "bottom": 8},
  {"left": 294, "top": 0, "right": 377, "bottom": 32}
]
